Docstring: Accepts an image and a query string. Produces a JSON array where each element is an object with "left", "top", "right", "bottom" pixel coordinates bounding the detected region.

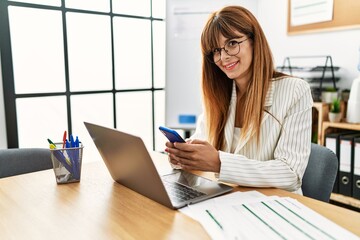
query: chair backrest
[
  {"left": 302, "top": 143, "right": 338, "bottom": 202},
  {"left": 0, "top": 148, "right": 53, "bottom": 178}
]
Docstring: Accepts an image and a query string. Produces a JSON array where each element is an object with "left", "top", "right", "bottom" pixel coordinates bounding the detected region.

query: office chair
[
  {"left": 0, "top": 148, "right": 53, "bottom": 178},
  {"left": 301, "top": 143, "right": 338, "bottom": 202}
]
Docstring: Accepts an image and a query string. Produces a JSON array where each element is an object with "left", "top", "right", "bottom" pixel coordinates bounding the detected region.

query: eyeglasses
[{"left": 208, "top": 38, "right": 249, "bottom": 63}]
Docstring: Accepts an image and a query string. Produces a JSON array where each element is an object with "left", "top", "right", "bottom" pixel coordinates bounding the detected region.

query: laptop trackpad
[{"left": 162, "top": 171, "right": 223, "bottom": 195}]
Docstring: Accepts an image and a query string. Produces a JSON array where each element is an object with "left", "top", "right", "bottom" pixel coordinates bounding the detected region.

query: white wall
[
  {"left": 165, "top": 0, "right": 258, "bottom": 129},
  {"left": 258, "top": 0, "right": 360, "bottom": 90},
  {"left": 0, "top": 51, "right": 7, "bottom": 148}
]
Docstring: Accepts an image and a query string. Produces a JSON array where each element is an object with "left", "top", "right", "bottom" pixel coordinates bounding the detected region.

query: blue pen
[
  {"left": 74, "top": 136, "right": 80, "bottom": 179},
  {"left": 69, "top": 135, "right": 75, "bottom": 166},
  {"left": 48, "top": 139, "right": 73, "bottom": 174},
  {"left": 65, "top": 139, "right": 73, "bottom": 162},
  {"left": 52, "top": 150, "right": 74, "bottom": 174},
  {"left": 65, "top": 139, "right": 77, "bottom": 179},
  {"left": 68, "top": 136, "right": 80, "bottom": 179},
  {"left": 75, "top": 136, "right": 79, "bottom": 147},
  {"left": 70, "top": 134, "right": 75, "bottom": 147}
]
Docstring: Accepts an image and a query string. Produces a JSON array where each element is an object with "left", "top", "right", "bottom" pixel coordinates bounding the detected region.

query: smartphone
[{"left": 159, "top": 126, "right": 186, "bottom": 143}]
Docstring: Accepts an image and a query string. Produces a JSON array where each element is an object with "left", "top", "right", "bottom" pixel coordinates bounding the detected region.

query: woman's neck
[{"left": 235, "top": 78, "right": 249, "bottom": 97}]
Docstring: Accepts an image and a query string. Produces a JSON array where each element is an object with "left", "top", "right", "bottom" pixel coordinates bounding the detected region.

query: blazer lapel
[
  {"left": 234, "top": 125, "right": 253, "bottom": 152},
  {"left": 223, "top": 82, "right": 237, "bottom": 152},
  {"left": 261, "top": 80, "right": 275, "bottom": 124}
]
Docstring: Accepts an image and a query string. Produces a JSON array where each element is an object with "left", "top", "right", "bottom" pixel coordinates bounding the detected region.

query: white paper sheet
[
  {"left": 291, "top": 0, "right": 334, "bottom": 26},
  {"left": 181, "top": 191, "right": 359, "bottom": 240}
]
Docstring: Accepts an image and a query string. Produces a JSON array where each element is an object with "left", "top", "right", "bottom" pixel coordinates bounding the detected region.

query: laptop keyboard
[{"left": 162, "top": 180, "right": 206, "bottom": 203}]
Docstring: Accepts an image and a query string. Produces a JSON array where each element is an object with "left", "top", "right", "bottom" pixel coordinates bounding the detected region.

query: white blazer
[{"left": 191, "top": 77, "right": 313, "bottom": 194}]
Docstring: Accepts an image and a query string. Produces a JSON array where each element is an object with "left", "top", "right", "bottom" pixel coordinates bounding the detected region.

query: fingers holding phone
[{"left": 159, "top": 126, "right": 186, "bottom": 169}]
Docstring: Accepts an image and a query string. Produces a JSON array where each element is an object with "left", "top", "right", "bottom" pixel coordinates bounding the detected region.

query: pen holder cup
[{"left": 50, "top": 143, "right": 84, "bottom": 184}]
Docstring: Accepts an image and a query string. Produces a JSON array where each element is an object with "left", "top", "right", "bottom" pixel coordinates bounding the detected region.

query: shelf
[
  {"left": 312, "top": 102, "right": 329, "bottom": 145},
  {"left": 330, "top": 193, "right": 360, "bottom": 210},
  {"left": 322, "top": 121, "right": 360, "bottom": 130},
  {"left": 321, "top": 120, "right": 360, "bottom": 211},
  {"left": 321, "top": 121, "right": 360, "bottom": 145},
  {"left": 312, "top": 101, "right": 360, "bottom": 211},
  {"left": 278, "top": 56, "right": 338, "bottom": 91},
  {"left": 277, "top": 66, "right": 340, "bottom": 72},
  {"left": 311, "top": 101, "right": 349, "bottom": 145}
]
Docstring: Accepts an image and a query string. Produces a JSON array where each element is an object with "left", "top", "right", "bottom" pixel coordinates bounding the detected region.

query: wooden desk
[{"left": 1, "top": 152, "right": 360, "bottom": 239}]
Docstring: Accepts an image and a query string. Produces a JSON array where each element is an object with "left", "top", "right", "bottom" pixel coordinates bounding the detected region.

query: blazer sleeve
[{"left": 218, "top": 79, "right": 313, "bottom": 193}]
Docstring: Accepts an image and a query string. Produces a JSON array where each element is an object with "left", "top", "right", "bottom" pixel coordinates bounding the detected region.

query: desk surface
[{"left": 1, "top": 152, "right": 360, "bottom": 239}]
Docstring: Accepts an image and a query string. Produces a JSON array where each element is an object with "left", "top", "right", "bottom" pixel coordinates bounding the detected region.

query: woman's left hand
[{"left": 165, "top": 139, "right": 221, "bottom": 172}]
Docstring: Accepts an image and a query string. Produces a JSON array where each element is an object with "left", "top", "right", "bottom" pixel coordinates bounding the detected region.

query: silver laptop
[{"left": 84, "top": 122, "right": 233, "bottom": 209}]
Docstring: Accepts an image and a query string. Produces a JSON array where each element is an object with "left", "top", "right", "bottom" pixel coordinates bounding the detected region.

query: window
[{"left": 0, "top": 0, "right": 167, "bottom": 161}]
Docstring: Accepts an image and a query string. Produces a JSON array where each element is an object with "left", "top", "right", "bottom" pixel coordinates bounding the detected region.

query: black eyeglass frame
[{"left": 206, "top": 38, "right": 249, "bottom": 63}]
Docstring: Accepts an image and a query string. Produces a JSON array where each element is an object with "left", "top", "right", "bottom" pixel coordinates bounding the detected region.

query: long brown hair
[{"left": 200, "top": 6, "right": 284, "bottom": 150}]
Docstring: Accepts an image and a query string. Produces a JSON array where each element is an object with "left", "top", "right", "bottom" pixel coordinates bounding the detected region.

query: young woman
[{"left": 165, "top": 6, "right": 313, "bottom": 194}]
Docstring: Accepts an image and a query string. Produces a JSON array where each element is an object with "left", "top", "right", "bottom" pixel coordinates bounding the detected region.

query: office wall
[
  {"left": 165, "top": 0, "right": 258, "bottom": 129},
  {"left": 258, "top": 0, "right": 360, "bottom": 90},
  {"left": 0, "top": 52, "right": 7, "bottom": 148}
]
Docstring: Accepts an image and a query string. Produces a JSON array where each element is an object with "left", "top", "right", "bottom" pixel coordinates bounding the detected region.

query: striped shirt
[{"left": 191, "top": 77, "right": 313, "bottom": 194}]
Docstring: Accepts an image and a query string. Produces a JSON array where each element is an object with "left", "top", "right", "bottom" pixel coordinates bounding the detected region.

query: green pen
[
  {"left": 47, "top": 138, "right": 56, "bottom": 148},
  {"left": 48, "top": 138, "right": 72, "bottom": 166}
]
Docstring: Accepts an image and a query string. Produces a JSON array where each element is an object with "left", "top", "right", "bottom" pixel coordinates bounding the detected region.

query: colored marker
[
  {"left": 47, "top": 138, "right": 56, "bottom": 149},
  {"left": 62, "top": 130, "right": 67, "bottom": 148}
]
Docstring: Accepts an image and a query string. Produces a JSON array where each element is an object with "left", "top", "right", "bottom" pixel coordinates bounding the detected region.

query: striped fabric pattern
[{"left": 191, "top": 77, "right": 313, "bottom": 194}]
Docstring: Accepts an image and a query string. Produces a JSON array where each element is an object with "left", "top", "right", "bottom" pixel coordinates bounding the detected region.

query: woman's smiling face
[{"left": 214, "top": 31, "right": 253, "bottom": 83}]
